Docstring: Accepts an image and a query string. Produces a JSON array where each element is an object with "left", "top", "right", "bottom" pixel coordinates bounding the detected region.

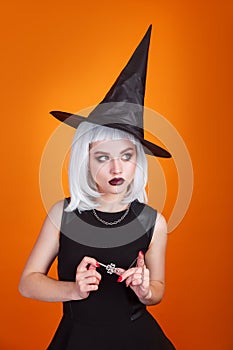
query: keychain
[{"left": 97, "top": 256, "right": 138, "bottom": 275}]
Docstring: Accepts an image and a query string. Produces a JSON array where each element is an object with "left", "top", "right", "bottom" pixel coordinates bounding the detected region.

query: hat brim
[{"left": 50, "top": 110, "right": 171, "bottom": 158}]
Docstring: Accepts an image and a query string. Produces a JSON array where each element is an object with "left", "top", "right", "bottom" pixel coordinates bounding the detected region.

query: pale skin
[{"left": 19, "top": 139, "right": 168, "bottom": 306}]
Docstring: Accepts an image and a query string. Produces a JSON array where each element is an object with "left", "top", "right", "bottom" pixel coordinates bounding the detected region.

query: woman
[{"left": 19, "top": 25, "right": 176, "bottom": 349}]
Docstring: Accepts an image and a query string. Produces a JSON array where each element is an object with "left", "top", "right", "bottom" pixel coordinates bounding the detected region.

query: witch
[{"left": 19, "top": 25, "right": 176, "bottom": 349}]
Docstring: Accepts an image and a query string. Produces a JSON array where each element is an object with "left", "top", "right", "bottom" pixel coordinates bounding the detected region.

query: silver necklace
[{"left": 92, "top": 205, "right": 130, "bottom": 226}]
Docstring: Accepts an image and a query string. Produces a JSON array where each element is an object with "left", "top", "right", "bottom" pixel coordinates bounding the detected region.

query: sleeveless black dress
[{"left": 47, "top": 199, "right": 175, "bottom": 350}]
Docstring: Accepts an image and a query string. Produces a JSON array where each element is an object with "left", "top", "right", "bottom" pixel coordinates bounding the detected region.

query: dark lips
[{"left": 109, "top": 178, "right": 125, "bottom": 186}]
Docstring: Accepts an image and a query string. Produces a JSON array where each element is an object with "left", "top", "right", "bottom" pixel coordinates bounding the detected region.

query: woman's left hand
[{"left": 117, "top": 251, "right": 151, "bottom": 300}]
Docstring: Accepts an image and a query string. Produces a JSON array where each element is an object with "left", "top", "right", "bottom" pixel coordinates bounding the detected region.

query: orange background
[{"left": 1, "top": 1, "right": 232, "bottom": 349}]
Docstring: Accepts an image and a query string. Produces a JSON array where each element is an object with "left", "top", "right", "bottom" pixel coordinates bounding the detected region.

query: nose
[{"left": 110, "top": 158, "right": 122, "bottom": 175}]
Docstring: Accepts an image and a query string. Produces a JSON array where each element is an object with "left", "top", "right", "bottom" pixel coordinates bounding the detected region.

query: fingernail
[
  {"left": 139, "top": 251, "right": 144, "bottom": 256},
  {"left": 96, "top": 262, "right": 100, "bottom": 267},
  {"left": 117, "top": 276, "right": 123, "bottom": 282}
]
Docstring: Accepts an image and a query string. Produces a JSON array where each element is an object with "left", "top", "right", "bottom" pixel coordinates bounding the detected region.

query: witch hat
[{"left": 50, "top": 25, "right": 171, "bottom": 158}]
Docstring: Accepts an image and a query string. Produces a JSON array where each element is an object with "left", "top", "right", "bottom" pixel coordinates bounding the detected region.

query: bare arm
[
  {"left": 18, "top": 201, "right": 101, "bottom": 302},
  {"left": 119, "top": 213, "right": 168, "bottom": 306},
  {"left": 141, "top": 212, "right": 168, "bottom": 305}
]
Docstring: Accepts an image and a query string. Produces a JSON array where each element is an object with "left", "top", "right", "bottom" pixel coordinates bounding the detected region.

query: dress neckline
[{"left": 94, "top": 206, "right": 129, "bottom": 215}]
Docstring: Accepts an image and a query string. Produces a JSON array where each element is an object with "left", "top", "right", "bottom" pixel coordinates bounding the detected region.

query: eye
[
  {"left": 96, "top": 155, "right": 110, "bottom": 162},
  {"left": 121, "top": 153, "right": 133, "bottom": 161}
]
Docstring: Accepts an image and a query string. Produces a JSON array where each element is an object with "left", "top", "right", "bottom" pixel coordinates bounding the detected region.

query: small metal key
[
  {"left": 98, "top": 262, "right": 121, "bottom": 275},
  {"left": 97, "top": 256, "right": 138, "bottom": 275}
]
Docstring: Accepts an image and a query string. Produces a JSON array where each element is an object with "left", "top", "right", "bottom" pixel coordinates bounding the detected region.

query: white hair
[{"left": 65, "top": 121, "right": 148, "bottom": 212}]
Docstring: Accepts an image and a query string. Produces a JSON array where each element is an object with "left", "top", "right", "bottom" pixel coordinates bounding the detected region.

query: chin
[
  {"left": 103, "top": 186, "right": 127, "bottom": 195},
  {"left": 112, "top": 189, "right": 127, "bottom": 196}
]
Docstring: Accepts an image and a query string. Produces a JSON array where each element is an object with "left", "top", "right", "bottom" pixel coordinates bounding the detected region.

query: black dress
[{"left": 47, "top": 199, "right": 175, "bottom": 350}]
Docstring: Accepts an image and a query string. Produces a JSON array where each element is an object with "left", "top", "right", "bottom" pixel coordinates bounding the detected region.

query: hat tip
[{"left": 144, "top": 24, "right": 152, "bottom": 39}]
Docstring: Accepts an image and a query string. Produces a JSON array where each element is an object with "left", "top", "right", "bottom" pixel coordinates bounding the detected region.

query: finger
[
  {"left": 79, "top": 283, "right": 99, "bottom": 293},
  {"left": 126, "top": 273, "right": 143, "bottom": 287},
  {"left": 114, "top": 267, "right": 125, "bottom": 276},
  {"left": 76, "top": 256, "right": 99, "bottom": 272},
  {"left": 136, "top": 251, "right": 145, "bottom": 268},
  {"left": 86, "top": 269, "right": 102, "bottom": 280},
  {"left": 80, "top": 276, "right": 101, "bottom": 285},
  {"left": 117, "top": 267, "right": 142, "bottom": 282},
  {"left": 127, "top": 267, "right": 151, "bottom": 287},
  {"left": 129, "top": 278, "right": 143, "bottom": 287},
  {"left": 76, "top": 269, "right": 102, "bottom": 281}
]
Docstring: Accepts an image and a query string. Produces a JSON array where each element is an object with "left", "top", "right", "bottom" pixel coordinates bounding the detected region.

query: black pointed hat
[{"left": 50, "top": 25, "right": 171, "bottom": 158}]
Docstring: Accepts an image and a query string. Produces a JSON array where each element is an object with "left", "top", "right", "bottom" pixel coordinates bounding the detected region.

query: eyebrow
[{"left": 93, "top": 147, "right": 135, "bottom": 155}]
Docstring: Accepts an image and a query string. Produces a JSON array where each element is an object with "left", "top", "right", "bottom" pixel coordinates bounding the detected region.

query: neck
[{"left": 96, "top": 194, "right": 129, "bottom": 213}]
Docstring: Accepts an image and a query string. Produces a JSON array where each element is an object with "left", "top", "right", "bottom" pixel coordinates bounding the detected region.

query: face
[{"left": 89, "top": 139, "right": 137, "bottom": 196}]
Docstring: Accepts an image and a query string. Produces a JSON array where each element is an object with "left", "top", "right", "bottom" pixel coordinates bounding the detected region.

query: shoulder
[
  {"left": 47, "top": 199, "right": 65, "bottom": 229},
  {"left": 150, "top": 212, "right": 168, "bottom": 246},
  {"left": 155, "top": 213, "right": 168, "bottom": 234},
  {"left": 49, "top": 199, "right": 64, "bottom": 215},
  {"left": 140, "top": 202, "right": 166, "bottom": 231},
  {"left": 145, "top": 212, "right": 168, "bottom": 261}
]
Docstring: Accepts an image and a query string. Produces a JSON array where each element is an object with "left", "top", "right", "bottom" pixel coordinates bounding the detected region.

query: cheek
[
  {"left": 127, "top": 160, "right": 137, "bottom": 176},
  {"left": 89, "top": 162, "right": 108, "bottom": 182}
]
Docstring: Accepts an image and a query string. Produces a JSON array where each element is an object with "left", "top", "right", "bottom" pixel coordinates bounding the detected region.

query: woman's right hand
[{"left": 73, "top": 256, "right": 101, "bottom": 300}]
